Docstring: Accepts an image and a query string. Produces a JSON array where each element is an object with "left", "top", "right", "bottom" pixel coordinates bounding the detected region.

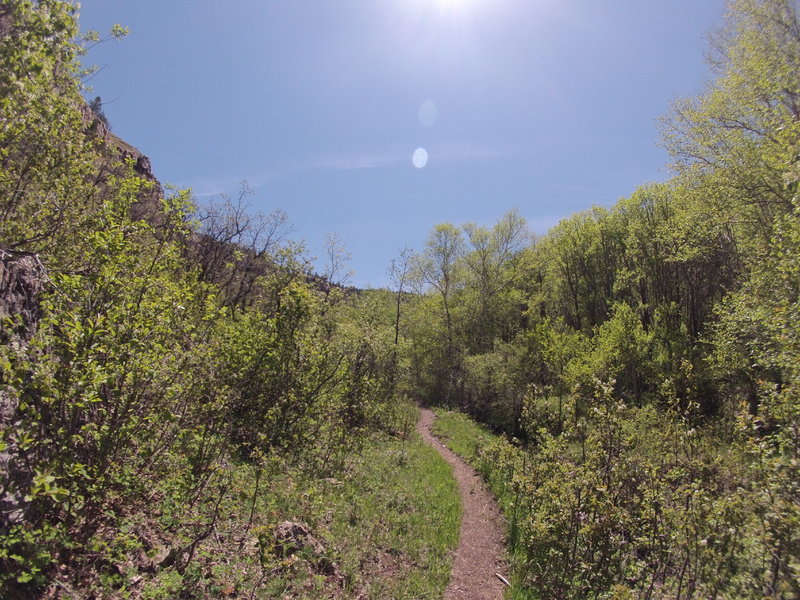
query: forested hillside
[
  {"left": 394, "top": 0, "right": 800, "bottom": 597},
  {"left": 1, "top": 0, "right": 799, "bottom": 599},
  {"left": 0, "top": 2, "right": 436, "bottom": 597}
]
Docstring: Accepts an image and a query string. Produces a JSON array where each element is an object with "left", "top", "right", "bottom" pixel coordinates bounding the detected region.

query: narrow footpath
[{"left": 416, "top": 408, "right": 508, "bottom": 600}]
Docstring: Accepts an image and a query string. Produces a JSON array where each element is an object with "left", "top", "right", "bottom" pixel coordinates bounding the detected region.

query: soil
[{"left": 416, "top": 408, "right": 508, "bottom": 600}]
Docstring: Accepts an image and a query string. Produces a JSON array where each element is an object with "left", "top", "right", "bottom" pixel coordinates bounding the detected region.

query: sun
[
  {"left": 443, "top": 0, "right": 478, "bottom": 8},
  {"left": 401, "top": 0, "right": 481, "bottom": 21},
  {"left": 431, "top": 0, "right": 478, "bottom": 15}
]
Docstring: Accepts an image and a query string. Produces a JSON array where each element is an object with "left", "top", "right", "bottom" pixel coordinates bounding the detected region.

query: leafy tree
[
  {"left": 415, "top": 223, "right": 464, "bottom": 347},
  {"left": 462, "top": 209, "right": 528, "bottom": 352},
  {"left": 662, "top": 0, "right": 800, "bottom": 246}
]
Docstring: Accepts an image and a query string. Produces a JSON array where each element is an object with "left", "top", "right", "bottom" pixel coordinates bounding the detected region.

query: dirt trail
[{"left": 417, "top": 408, "right": 508, "bottom": 600}]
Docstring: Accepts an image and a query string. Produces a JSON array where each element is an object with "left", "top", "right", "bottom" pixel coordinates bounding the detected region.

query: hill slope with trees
[
  {"left": 1, "top": 2, "right": 451, "bottom": 597},
  {"left": 394, "top": 1, "right": 799, "bottom": 597}
]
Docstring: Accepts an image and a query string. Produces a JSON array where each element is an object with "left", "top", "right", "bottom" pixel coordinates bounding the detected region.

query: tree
[
  {"left": 0, "top": 0, "right": 95, "bottom": 262},
  {"left": 409, "top": 223, "right": 465, "bottom": 404},
  {"left": 462, "top": 209, "right": 528, "bottom": 352},
  {"left": 319, "top": 231, "right": 353, "bottom": 307},
  {"left": 662, "top": 0, "right": 800, "bottom": 246},
  {"left": 388, "top": 247, "right": 413, "bottom": 346},
  {"left": 88, "top": 95, "right": 109, "bottom": 128},
  {"left": 416, "top": 223, "right": 464, "bottom": 352},
  {"left": 189, "top": 181, "right": 294, "bottom": 311}
]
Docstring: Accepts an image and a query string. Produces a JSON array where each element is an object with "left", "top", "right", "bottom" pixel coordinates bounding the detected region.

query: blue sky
[{"left": 77, "top": 0, "right": 726, "bottom": 288}]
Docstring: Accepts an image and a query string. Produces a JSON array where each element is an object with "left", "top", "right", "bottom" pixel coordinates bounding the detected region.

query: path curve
[{"left": 417, "top": 408, "right": 507, "bottom": 600}]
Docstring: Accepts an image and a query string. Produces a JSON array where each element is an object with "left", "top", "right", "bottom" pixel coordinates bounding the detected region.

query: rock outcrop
[
  {"left": 0, "top": 249, "right": 46, "bottom": 345},
  {"left": 80, "top": 103, "right": 165, "bottom": 225},
  {"left": 0, "top": 249, "right": 47, "bottom": 530},
  {"left": 273, "top": 521, "right": 327, "bottom": 558}
]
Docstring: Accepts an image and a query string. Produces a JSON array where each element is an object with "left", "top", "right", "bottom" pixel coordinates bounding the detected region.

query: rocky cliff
[{"left": 0, "top": 250, "right": 46, "bottom": 345}]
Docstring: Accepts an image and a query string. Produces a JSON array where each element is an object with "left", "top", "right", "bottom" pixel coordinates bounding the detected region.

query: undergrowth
[
  {"left": 434, "top": 402, "right": 798, "bottom": 600},
  {"left": 54, "top": 404, "right": 461, "bottom": 598}
]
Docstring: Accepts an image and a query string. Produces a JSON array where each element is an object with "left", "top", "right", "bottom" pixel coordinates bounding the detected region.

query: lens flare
[{"left": 412, "top": 147, "right": 429, "bottom": 168}]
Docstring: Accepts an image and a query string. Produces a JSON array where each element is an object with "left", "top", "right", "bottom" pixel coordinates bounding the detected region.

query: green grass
[
  {"left": 325, "top": 433, "right": 461, "bottom": 599},
  {"left": 192, "top": 407, "right": 461, "bottom": 599},
  {"left": 75, "top": 402, "right": 461, "bottom": 599},
  {"left": 431, "top": 407, "right": 498, "bottom": 465}
]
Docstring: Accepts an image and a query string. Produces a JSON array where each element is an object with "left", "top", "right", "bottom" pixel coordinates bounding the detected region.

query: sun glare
[
  {"left": 421, "top": 0, "right": 479, "bottom": 17},
  {"left": 439, "top": 0, "right": 476, "bottom": 10}
]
